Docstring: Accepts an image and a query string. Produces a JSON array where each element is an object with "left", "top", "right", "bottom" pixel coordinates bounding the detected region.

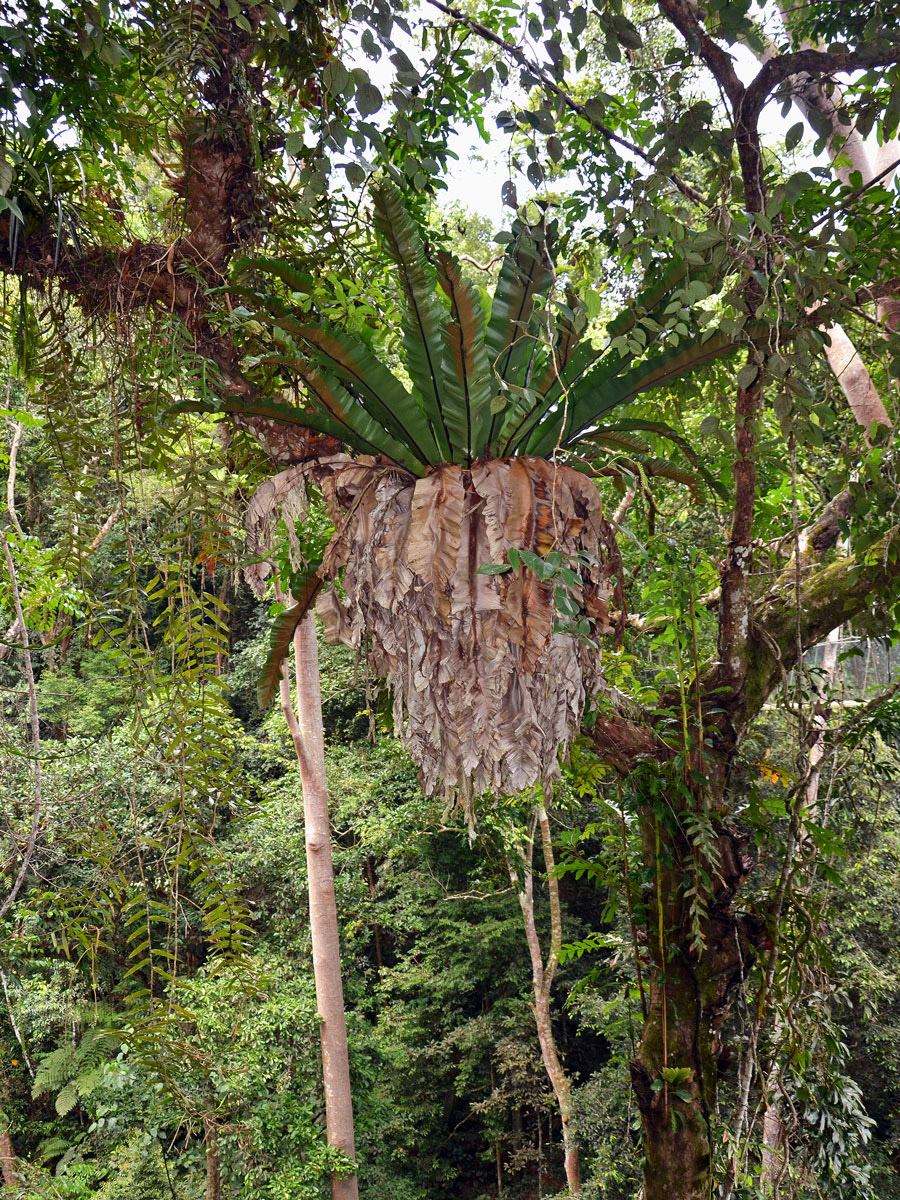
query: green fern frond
[
  {"left": 37, "top": 1136, "right": 74, "bottom": 1163},
  {"left": 55, "top": 1081, "right": 79, "bottom": 1117},
  {"left": 33, "top": 1046, "right": 74, "bottom": 1098}
]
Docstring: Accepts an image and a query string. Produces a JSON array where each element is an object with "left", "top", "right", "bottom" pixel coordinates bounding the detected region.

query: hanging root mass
[{"left": 248, "top": 455, "right": 620, "bottom": 806}]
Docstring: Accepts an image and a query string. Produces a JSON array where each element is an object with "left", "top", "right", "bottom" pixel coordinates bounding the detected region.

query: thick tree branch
[
  {"left": 822, "top": 324, "right": 891, "bottom": 432},
  {"left": 801, "top": 278, "right": 900, "bottom": 331},
  {"left": 654, "top": 1, "right": 771, "bottom": 703},
  {"left": 0, "top": 7, "right": 340, "bottom": 469},
  {"left": 744, "top": 45, "right": 900, "bottom": 125},
  {"left": 738, "top": 526, "right": 900, "bottom": 733},
  {"left": 0, "top": 227, "right": 340, "bottom": 466},
  {"left": 656, "top": 0, "right": 745, "bottom": 107},
  {"left": 588, "top": 709, "right": 667, "bottom": 771},
  {"left": 716, "top": 373, "right": 764, "bottom": 695}
]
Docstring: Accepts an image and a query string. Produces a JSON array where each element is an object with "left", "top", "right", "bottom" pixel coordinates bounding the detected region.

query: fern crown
[{"left": 230, "top": 182, "right": 733, "bottom": 476}]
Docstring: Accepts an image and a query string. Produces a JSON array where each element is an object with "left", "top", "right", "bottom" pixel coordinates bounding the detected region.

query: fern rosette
[{"left": 230, "top": 183, "right": 735, "bottom": 802}]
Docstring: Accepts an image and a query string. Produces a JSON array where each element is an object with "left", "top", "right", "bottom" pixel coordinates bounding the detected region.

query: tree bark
[
  {"left": 204, "top": 1117, "right": 221, "bottom": 1200},
  {"left": 627, "top": 778, "right": 757, "bottom": 1200},
  {"left": 279, "top": 615, "right": 358, "bottom": 1200},
  {"left": 0, "top": 1125, "right": 17, "bottom": 1189},
  {"left": 761, "top": 1099, "right": 787, "bottom": 1195},
  {"left": 509, "top": 803, "right": 582, "bottom": 1196}
]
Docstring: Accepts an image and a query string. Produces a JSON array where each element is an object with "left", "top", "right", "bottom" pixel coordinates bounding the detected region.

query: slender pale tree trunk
[
  {"left": 760, "top": 1077, "right": 788, "bottom": 1197},
  {"left": 1, "top": 423, "right": 43, "bottom": 922},
  {"left": 760, "top": 5, "right": 896, "bottom": 435},
  {"left": 509, "top": 801, "right": 581, "bottom": 1196},
  {"left": 279, "top": 613, "right": 358, "bottom": 1200}
]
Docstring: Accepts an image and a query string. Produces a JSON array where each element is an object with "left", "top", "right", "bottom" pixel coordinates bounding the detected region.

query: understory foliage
[{"left": 2, "top": 601, "right": 900, "bottom": 1200}]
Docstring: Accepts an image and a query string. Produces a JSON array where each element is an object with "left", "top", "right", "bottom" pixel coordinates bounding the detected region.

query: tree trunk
[
  {"left": 629, "top": 779, "right": 758, "bottom": 1200},
  {"left": 510, "top": 803, "right": 582, "bottom": 1196},
  {"left": 279, "top": 615, "right": 358, "bottom": 1200},
  {"left": 630, "top": 817, "right": 712, "bottom": 1200},
  {"left": 204, "top": 1117, "right": 221, "bottom": 1200},
  {"left": 0, "top": 1129, "right": 17, "bottom": 1188},
  {"left": 761, "top": 1093, "right": 788, "bottom": 1196},
  {"left": 533, "top": 985, "right": 581, "bottom": 1195},
  {"left": 631, "top": 959, "right": 712, "bottom": 1200}
]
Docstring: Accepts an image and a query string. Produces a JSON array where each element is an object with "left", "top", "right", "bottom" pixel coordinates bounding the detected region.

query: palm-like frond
[
  {"left": 435, "top": 250, "right": 493, "bottom": 461},
  {"left": 586, "top": 417, "right": 727, "bottom": 500},
  {"left": 526, "top": 330, "right": 736, "bottom": 456},
  {"left": 372, "top": 183, "right": 454, "bottom": 461},
  {"left": 497, "top": 266, "right": 715, "bottom": 459},
  {"left": 274, "top": 317, "right": 441, "bottom": 467},
  {"left": 227, "top": 185, "right": 739, "bottom": 482},
  {"left": 583, "top": 436, "right": 708, "bottom": 503},
  {"left": 485, "top": 208, "right": 554, "bottom": 388}
]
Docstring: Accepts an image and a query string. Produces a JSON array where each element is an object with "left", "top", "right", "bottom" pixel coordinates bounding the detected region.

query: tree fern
[{"left": 33, "top": 1024, "right": 120, "bottom": 1116}]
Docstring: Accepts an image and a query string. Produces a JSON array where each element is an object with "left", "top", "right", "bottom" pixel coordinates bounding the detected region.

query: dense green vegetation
[
  {"left": 5, "top": 438, "right": 900, "bottom": 1199},
  {"left": 2, "top": 0, "right": 900, "bottom": 1196}
]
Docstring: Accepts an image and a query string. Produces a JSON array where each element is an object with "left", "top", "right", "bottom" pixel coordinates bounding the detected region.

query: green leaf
[
  {"left": 661, "top": 1066, "right": 692, "bottom": 1083},
  {"left": 179, "top": 388, "right": 424, "bottom": 475},
  {"left": 323, "top": 60, "right": 350, "bottom": 93},
  {"left": 530, "top": 329, "right": 739, "bottom": 456},
  {"left": 295, "top": 362, "right": 428, "bottom": 472},
  {"left": 737, "top": 362, "right": 759, "bottom": 389},
  {"left": 372, "top": 182, "right": 453, "bottom": 461},
  {"left": 785, "top": 121, "right": 804, "bottom": 152},
  {"left": 55, "top": 1082, "right": 79, "bottom": 1117},
  {"left": 512, "top": 256, "right": 711, "bottom": 455},
  {"left": 555, "top": 586, "right": 581, "bottom": 618},
  {"left": 435, "top": 250, "right": 494, "bottom": 461},
  {"left": 484, "top": 206, "right": 554, "bottom": 449},
  {"left": 785, "top": 170, "right": 814, "bottom": 204},
  {"left": 518, "top": 548, "right": 545, "bottom": 574},
  {"left": 258, "top": 568, "right": 324, "bottom": 709},
  {"left": 242, "top": 256, "right": 314, "bottom": 294},
  {"left": 357, "top": 82, "right": 383, "bottom": 117},
  {"left": 345, "top": 162, "right": 366, "bottom": 187},
  {"left": 485, "top": 207, "right": 552, "bottom": 389},
  {"left": 280, "top": 317, "right": 442, "bottom": 464}
]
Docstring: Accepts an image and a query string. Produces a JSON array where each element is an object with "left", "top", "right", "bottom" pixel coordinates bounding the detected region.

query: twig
[
  {"left": 424, "top": 0, "right": 706, "bottom": 205},
  {"left": 0, "top": 968, "right": 33, "bottom": 1076}
]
